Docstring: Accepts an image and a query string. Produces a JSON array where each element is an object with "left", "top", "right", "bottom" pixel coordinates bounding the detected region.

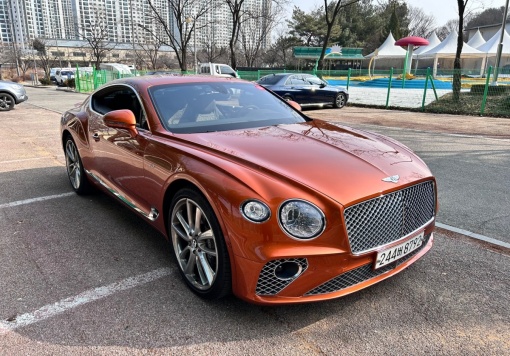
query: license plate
[{"left": 375, "top": 232, "right": 425, "bottom": 269}]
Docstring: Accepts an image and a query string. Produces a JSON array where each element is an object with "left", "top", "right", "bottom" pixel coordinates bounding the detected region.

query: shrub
[
  {"left": 39, "top": 77, "right": 52, "bottom": 85},
  {"left": 64, "top": 78, "right": 76, "bottom": 88}
]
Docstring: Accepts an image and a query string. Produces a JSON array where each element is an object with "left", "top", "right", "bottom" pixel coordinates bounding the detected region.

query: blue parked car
[{"left": 257, "top": 73, "right": 348, "bottom": 109}]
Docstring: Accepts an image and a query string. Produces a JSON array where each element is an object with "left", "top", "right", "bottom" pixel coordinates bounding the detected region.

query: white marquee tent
[
  {"left": 419, "top": 30, "right": 484, "bottom": 76},
  {"left": 365, "top": 32, "right": 407, "bottom": 58},
  {"left": 413, "top": 32, "right": 441, "bottom": 56},
  {"left": 467, "top": 29, "right": 486, "bottom": 49},
  {"left": 477, "top": 28, "right": 510, "bottom": 55},
  {"left": 477, "top": 28, "right": 510, "bottom": 73},
  {"left": 412, "top": 32, "right": 442, "bottom": 71}
]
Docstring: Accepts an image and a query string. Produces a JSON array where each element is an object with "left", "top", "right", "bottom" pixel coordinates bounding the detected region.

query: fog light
[
  {"left": 241, "top": 200, "right": 270, "bottom": 222},
  {"left": 274, "top": 261, "right": 302, "bottom": 280}
]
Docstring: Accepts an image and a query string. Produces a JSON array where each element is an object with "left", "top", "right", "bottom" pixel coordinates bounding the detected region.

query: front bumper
[
  {"left": 15, "top": 93, "right": 28, "bottom": 104},
  {"left": 232, "top": 231, "right": 434, "bottom": 305}
]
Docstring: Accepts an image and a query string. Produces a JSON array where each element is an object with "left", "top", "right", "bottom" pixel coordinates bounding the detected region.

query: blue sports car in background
[{"left": 257, "top": 73, "right": 349, "bottom": 109}]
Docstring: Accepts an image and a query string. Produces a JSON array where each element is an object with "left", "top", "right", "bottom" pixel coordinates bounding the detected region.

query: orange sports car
[{"left": 61, "top": 76, "right": 437, "bottom": 305}]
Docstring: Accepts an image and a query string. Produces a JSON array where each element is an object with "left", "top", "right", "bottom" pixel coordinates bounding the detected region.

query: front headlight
[{"left": 278, "top": 200, "right": 325, "bottom": 239}]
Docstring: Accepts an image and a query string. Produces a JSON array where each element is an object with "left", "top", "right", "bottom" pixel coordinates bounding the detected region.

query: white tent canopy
[
  {"left": 477, "top": 28, "right": 510, "bottom": 55},
  {"left": 414, "top": 32, "right": 441, "bottom": 57},
  {"left": 467, "top": 29, "right": 486, "bottom": 49},
  {"left": 419, "top": 30, "right": 485, "bottom": 76},
  {"left": 365, "top": 32, "right": 407, "bottom": 58}
]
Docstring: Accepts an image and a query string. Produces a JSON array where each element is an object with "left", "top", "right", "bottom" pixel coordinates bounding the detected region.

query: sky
[{"left": 290, "top": 0, "right": 508, "bottom": 27}]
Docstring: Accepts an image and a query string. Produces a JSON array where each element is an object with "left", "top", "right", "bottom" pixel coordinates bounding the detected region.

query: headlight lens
[
  {"left": 279, "top": 200, "right": 325, "bottom": 239},
  {"left": 241, "top": 200, "right": 270, "bottom": 223}
]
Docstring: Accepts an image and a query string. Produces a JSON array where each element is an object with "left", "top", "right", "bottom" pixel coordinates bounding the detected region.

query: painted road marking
[
  {"left": 0, "top": 193, "right": 75, "bottom": 209},
  {"left": 436, "top": 222, "right": 510, "bottom": 249},
  {"left": 2, "top": 267, "right": 173, "bottom": 331}
]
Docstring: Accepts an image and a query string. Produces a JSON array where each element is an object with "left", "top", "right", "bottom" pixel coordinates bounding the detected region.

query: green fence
[{"left": 74, "top": 66, "right": 509, "bottom": 118}]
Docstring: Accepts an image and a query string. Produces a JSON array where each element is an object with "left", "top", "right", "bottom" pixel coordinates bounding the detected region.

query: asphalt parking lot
[{"left": 0, "top": 86, "right": 508, "bottom": 355}]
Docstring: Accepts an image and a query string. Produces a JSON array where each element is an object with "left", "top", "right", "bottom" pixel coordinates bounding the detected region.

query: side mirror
[
  {"left": 287, "top": 100, "right": 302, "bottom": 111},
  {"left": 320, "top": 83, "right": 326, "bottom": 88},
  {"left": 104, "top": 109, "right": 138, "bottom": 137}
]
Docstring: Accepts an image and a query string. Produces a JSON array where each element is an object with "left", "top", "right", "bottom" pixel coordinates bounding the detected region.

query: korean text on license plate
[{"left": 375, "top": 232, "right": 425, "bottom": 269}]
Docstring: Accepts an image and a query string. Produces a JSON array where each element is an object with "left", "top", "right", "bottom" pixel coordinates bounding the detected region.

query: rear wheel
[
  {"left": 0, "top": 93, "right": 15, "bottom": 111},
  {"left": 333, "top": 92, "right": 347, "bottom": 108},
  {"left": 64, "top": 136, "right": 91, "bottom": 194},
  {"left": 169, "top": 188, "right": 231, "bottom": 299}
]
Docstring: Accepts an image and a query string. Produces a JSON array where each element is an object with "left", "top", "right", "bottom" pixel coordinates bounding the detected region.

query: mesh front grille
[
  {"left": 344, "top": 181, "right": 435, "bottom": 254},
  {"left": 255, "top": 258, "right": 308, "bottom": 296},
  {"left": 305, "top": 234, "right": 430, "bottom": 295}
]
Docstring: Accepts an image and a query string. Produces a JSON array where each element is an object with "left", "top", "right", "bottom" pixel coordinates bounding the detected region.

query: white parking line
[
  {"left": 2, "top": 267, "right": 173, "bottom": 331},
  {"left": 0, "top": 193, "right": 75, "bottom": 209},
  {"left": 436, "top": 222, "right": 510, "bottom": 249},
  {"left": 0, "top": 157, "right": 53, "bottom": 164}
]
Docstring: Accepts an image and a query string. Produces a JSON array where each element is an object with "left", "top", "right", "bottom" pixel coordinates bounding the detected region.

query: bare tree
[
  {"left": 239, "top": 2, "right": 285, "bottom": 67},
  {"left": 317, "top": 0, "right": 360, "bottom": 70},
  {"left": 407, "top": 6, "right": 436, "bottom": 38},
  {"left": 32, "top": 38, "right": 58, "bottom": 79},
  {"left": 0, "top": 45, "right": 12, "bottom": 80},
  {"left": 436, "top": 19, "right": 459, "bottom": 40},
  {"left": 199, "top": 31, "right": 230, "bottom": 63},
  {"left": 79, "top": 7, "right": 116, "bottom": 70},
  {"left": 135, "top": 40, "right": 164, "bottom": 70},
  {"left": 223, "top": 0, "right": 248, "bottom": 70},
  {"left": 145, "top": 0, "right": 212, "bottom": 72},
  {"left": 263, "top": 30, "right": 301, "bottom": 68},
  {"left": 453, "top": 0, "right": 468, "bottom": 102}
]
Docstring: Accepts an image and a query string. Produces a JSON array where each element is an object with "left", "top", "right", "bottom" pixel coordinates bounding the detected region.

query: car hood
[{"left": 183, "top": 119, "right": 432, "bottom": 205}]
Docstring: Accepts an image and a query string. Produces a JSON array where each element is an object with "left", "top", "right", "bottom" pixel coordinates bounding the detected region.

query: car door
[
  {"left": 88, "top": 85, "right": 153, "bottom": 216},
  {"left": 304, "top": 75, "right": 331, "bottom": 103},
  {"left": 282, "top": 75, "right": 308, "bottom": 104}
]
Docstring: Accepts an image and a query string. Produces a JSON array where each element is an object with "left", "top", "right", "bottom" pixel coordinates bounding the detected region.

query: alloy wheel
[
  {"left": 171, "top": 197, "right": 219, "bottom": 291},
  {"left": 65, "top": 139, "right": 81, "bottom": 190}
]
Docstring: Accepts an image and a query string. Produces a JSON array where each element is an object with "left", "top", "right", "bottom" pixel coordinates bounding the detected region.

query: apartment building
[{"left": 0, "top": 0, "right": 271, "bottom": 52}]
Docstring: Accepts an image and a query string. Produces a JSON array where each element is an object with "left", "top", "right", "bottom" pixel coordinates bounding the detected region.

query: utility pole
[{"left": 492, "top": 0, "right": 509, "bottom": 85}]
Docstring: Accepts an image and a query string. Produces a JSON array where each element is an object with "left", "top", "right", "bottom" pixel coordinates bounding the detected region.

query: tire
[
  {"left": 283, "top": 94, "right": 293, "bottom": 102},
  {"left": 169, "top": 188, "right": 231, "bottom": 299},
  {"left": 0, "top": 93, "right": 15, "bottom": 111},
  {"left": 64, "top": 136, "right": 92, "bottom": 194},
  {"left": 333, "top": 92, "right": 347, "bottom": 108}
]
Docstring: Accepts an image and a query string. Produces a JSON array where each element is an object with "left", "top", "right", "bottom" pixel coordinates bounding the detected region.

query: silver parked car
[{"left": 0, "top": 81, "right": 28, "bottom": 111}]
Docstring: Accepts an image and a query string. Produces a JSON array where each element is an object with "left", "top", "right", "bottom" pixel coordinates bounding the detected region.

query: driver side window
[{"left": 91, "top": 86, "right": 148, "bottom": 130}]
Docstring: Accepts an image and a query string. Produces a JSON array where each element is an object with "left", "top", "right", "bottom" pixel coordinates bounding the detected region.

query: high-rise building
[{"left": 0, "top": 0, "right": 271, "bottom": 52}]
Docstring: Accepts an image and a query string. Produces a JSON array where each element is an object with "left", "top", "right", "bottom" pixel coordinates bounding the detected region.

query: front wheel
[
  {"left": 0, "top": 93, "right": 15, "bottom": 111},
  {"left": 333, "top": 92, "right": 347, "bottom": 108},
  {"left": 169, "top": 188, "right": 231, "bottom": 299},
  {"left": 64, "top": 136, "right": 91, "bottom": 194}
]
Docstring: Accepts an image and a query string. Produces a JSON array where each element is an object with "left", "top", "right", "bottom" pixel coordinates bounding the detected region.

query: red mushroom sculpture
[{"left": 395, "top": 36, "right": 429, "bottom": 75}]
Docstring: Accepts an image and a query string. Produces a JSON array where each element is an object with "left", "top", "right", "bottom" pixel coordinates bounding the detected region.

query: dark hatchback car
[{"left": 257, "top": 73, "right": 348, "bottom": 109}]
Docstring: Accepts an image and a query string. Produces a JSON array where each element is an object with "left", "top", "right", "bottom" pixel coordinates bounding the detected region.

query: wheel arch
[
  {"left": 162, "top": 178, "right": 239, "bottom": 293},
  {"left": 0, "top": 91, "right": 15, "bottom": 106},
  {"left": 162, "top": 178, "right": 231, "bottom": 245}
]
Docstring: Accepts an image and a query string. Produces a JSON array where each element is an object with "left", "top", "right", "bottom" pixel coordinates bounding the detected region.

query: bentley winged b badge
[{"left": 382, "top": 175, "right": 400, "bottom": 183}]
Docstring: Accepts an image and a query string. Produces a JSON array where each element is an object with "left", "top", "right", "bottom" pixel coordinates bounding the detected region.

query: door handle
[{"left": 92, "top": 133, "right": 100, "bottom": 141}]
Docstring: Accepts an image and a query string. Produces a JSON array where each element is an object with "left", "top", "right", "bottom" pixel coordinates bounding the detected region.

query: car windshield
[{"left": 149, "top": 82, "right": 307, "bottom": 134}]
